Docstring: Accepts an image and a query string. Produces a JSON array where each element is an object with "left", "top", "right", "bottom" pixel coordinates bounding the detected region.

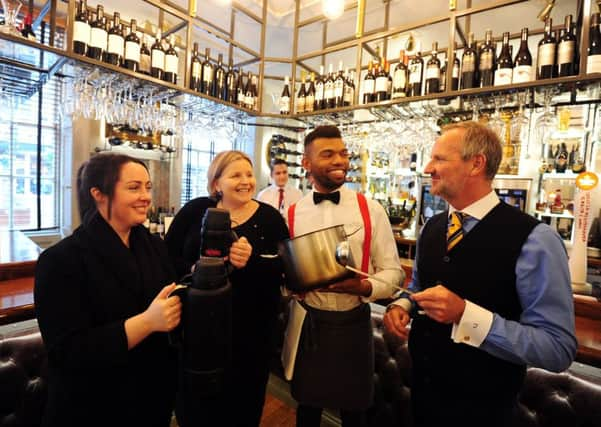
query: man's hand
[
  {"left": 383, "top": 305, "right": 411, "bottom": 341},
  {"left": 319, "top": 277, "right": 372, "bottom": 297},
  {"left": 411, "top": 284, "right": 466, "bottom": 324}
]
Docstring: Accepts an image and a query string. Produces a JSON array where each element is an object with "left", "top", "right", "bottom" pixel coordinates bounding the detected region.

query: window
[
  {"left": 0, "top": 79, "right": 62, "bottom": 231},
  {"left": 180, "top": 126, "right": 254, "bottom": 207}
]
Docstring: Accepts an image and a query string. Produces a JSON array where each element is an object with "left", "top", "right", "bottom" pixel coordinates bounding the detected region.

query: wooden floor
[{"left": 260, "top": 394, "right": 296, "bottom": 427}]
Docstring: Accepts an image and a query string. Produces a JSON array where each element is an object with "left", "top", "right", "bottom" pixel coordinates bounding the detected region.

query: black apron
[{"left": 291, "top": 302, "right": 374, "bottom": 410}]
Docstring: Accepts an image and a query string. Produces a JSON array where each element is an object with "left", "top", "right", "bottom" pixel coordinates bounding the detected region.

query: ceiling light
[
  {"left": 537, "top": 0, "right": 555, "bottom": 22},
  {"left": 322, "top": 0, "right": 345, "bottom": 20}
]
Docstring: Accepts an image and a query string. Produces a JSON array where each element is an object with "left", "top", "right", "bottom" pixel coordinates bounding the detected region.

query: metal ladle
[{"left": 334, "top": 240, "right": 412, "bottom": 294}]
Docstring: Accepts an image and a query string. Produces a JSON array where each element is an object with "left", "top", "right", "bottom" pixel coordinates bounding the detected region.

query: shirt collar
[{"left": 449, "top": 190, "right": 499, "bottom": 220}]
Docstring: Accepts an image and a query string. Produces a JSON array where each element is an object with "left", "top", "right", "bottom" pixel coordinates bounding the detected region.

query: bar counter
[{"left": 0, "top": 230, "right": 41, "bottom": 325}]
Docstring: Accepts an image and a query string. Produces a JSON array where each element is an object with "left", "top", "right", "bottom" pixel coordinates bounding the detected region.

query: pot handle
[{"left": 344, "top": 224, "right": 363, "bottom": 238}]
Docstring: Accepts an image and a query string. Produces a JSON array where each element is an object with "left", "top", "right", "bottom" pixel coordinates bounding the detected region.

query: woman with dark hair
[
  {"left": 165, "top": 150, "right": 289, "bottom": 426},
  {"left": 34, "top": 153, "right": 182, "bottom": 427}
]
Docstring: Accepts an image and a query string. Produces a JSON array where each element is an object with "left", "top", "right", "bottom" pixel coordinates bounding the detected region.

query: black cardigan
[{"left": 34, "top": 213, "right": 178, "bottom": 427}]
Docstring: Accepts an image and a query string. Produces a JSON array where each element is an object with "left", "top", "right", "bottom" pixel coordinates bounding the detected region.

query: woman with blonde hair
[{"left": 165, "top": 150, "right": 289, "bottom": 426}]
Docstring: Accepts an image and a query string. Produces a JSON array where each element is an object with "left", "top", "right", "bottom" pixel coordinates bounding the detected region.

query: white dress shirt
[
  {"left": 289, "top": 186, "right": 403, "bottom": 311},
  {"left": 257, "top": 184, "right": 303, "bottom": 218}
]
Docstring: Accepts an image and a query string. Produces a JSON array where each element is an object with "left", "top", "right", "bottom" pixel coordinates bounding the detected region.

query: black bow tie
[{"left": 313, "top": 191, "right": 340, "bottom": 205}]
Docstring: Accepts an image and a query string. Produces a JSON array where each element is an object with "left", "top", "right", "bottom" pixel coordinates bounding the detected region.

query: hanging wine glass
[{"left": 512, "top": 91, "right": 531, "bottom": 158}]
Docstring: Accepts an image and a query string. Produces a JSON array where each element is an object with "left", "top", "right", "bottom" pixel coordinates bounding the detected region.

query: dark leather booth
[{"left": 2, "top": 308, "right": 601, "bottom": 426}]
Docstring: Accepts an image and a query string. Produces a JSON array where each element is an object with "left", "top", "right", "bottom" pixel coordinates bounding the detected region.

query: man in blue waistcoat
[{"left": 384, "top": 121, "right": 577, "bottom": 427}]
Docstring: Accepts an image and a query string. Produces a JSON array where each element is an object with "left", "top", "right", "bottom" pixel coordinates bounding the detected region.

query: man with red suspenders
[{"left": 285, "top": 125, "right": 404, "bottom": 427}]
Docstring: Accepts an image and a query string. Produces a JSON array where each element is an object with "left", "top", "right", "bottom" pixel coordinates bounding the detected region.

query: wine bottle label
[
  {"left": 325, "top": 83, "right": 334, "bottom": 100},
  {"left": 343, "top": 87, "right": 352, "bottom": 103},
  {"left": 124, "top": 41, "right": 140, "bottom": 62},
  {"left": 165, "top": 54, "right": 178, "bottom": 73},
  {"left": 512, "top": 65, "right": 532, "bottom": 83},
  {"left": 191, "top": 62, "right": 201, "bottom": 78},
  {"left": 73, "top": 21, "right": 90, "bottom": 44},
  {"left": 108, "top": 34, "right": 124, "bottom": 56},
  {"left": 315, "top": 83, "right": 324, "bottom": 100},
  {"left": 393, "top": 70, "right": 407, "bottom": 89},
  {"left": 375, "top": 76, "right": 388, "bottom": 92},
  {"left": 462, "top": 56, "right": 475, "bottom": 72},
  {"left": 152, "top": 50, "right": 165, "bottom": 69},
  {"left": 494, "top": 68, "right": 513, "bottom": 86},
  {"left": 334, "top": 82, "right": 344, "bottom": 98},
  {"left": 280, "top": 96, "right": 290, "bottom": 113},
  {"left": 306, "top": 95, "right": 315, "bottom": 109},
  {"left": 89, "top": 28, "right": 107, "bottom": 50},
  {"left": 587, "top": 54, "right": 601, "bottom": 73},
  {"left": 409, "top": 64, "right": 422, "bottom": 84},
  {"left": 452, "top": 64, "right": 460, "bottom": 78},
  {"left": 296, "top": 96, "right": 305, "bottom": 112},
  {"left": 363, "top": 79, "right": 375, "bottom": 94},
  {"left": 202, "top": 65, "right": 212, "bottom": 82},
  {"left": 140, "top": 53, "right": 151, "bottom": 72},
  {"left": 479, "top": 52, "right": 493, "bottom": 71},
  {"left": 538, "top": 44, "right": 556, "bottom": 66},
  {"left": 426, "top": 66, "right": 440, "bottom": 80},
  {"left": 558, "top": 41, "right": 575, "bottom": 64}
]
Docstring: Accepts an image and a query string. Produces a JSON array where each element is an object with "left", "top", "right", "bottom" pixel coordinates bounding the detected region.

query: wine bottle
[
  {"left": 163, "top": 35, "right": 178, "bottom": 84},
  {"left": 73, "top": 1, "right": 90, "bottom": 55},
  {"left": 392, "top": 50, "right": 408, "bottom": 98},
  {"left": 106, "top": 12, "right": 124, "bottom": 66},
  {"left": 189, "top": 42, "right": 202, "bottom": 91},
  {"left": 306, "top": 73, "right": 316, "bottom": 112},
  {"left": 315, "top": 65, "right": 325, "bottom": 110},
  {"left": 363, "top": 60, "right": 376, "bottom": 103},
  {"left": 87, "top": 5, "right": 106, "bottom": 61},
  {"left": 587, "top": 13, "right": 601, "bottom": 74},
  {"left": 513, "top": 27, "right": 533, "bottom": 83},
  {"left": 408, "top": 52, "right": 424, "bottom": 97},
  {"left": 479, "top": 30, "right": 496, "bottom": 87},
  {"left": 375, "top": 58, "right": 389, "bottom": 102},
  {"left": 280, "top": 76, "right": 291, "bottom": 115},
  {"left": 537, "top": 17, "right": 557, "bottom": 79},
  {"left": 123, "top": 20, "right": 140, "bottom": 72},
  {"left": 385, "top": 60, "right": 393, "bottom": 99},
  {"left": 461, "top": 32, "right": 477, "bottom": 89},
  {"left": 334, "top": 61, "right": 346, "bottom": 107},
  {"left": 139, "top": 34, "right": 151, "bottom": 75},
  {"left": 555, "top": 142, "right": 569, "bottom": 173},
  {"left": 201, "top": 48, "right": 214, "bottom": 96},
  {"left": 448, "top": 48, "right": 460, "bottom": 90},
  {"left": 236, "top": 70, "right": 246, "bottom": 107},
  {"left": 558, "top": 15, "right": 577, "bottom": 77},
  {"left": 325, "top": 63, "right": 335, "bottom": 109},
  {"left": 425, "top": 42, "right": 441, "bottom": 94},
  {"left": 494, "top": 32, "right": 513, "bottom": 86},
  {"left": 344, "top": 69, "right": 355, "bottom": 106},
  {"left": 296, "top": 71, "right": 306, "bottom": 113},
  {"left": 225, "top": 62, "right": 237, "bottom": 103},
  {"left": 150, "top": 29, "right": 165, "bottom": 80},
  {"left": 213, "top": 53, "right": 226, "bottom": 99},
  {"left": 244, "top": 72, "right": 255, "bottom": 110}
]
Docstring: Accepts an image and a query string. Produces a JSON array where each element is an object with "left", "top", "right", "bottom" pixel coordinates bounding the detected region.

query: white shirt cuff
[
  {"left": 451, "top": 300, "right": 493, "bottom": 347},
  {"left": 389, "top": 297, "right": 412, "bottom": 313}
]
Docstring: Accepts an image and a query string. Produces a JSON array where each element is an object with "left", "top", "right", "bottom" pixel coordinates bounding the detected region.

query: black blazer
[{"left": 34, "top": 213, "right": 178, "bottom": 427}]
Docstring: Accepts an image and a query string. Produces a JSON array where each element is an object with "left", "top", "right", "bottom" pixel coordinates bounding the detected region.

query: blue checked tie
[{"left": 447, "top": 212, "right": 466, "bottom": 252}]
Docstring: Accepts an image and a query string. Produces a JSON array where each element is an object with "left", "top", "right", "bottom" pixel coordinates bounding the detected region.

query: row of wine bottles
[
  {"left": 278, "top": 12, "right": 601, "bottom": 112},
  {"left": 189, "top": 45, "right": 259, "bottom": 111},
  {"left": 280, "top": 64, "right": 357, "bottom": 114},
  {"left": 73, "top": 2, "right": 179, "bottom": 82},
  {"left": 72, "top": 1, "right": 260, "bottom": 111}
]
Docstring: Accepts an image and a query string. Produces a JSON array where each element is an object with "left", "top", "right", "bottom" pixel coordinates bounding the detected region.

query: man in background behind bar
[
  {"left": 257, "top": 158, "right": 302, "bottom": 219},
  {"left": 384, "top": 121, "right": 577, "bottom": 427}
]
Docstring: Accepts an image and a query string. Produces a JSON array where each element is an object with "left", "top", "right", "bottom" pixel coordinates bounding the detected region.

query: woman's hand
[
  {"left": 143, "top": 283, "right": 182, "bottom": 332},
  {"left": 228, "top": 236, "right": 252, "bottom": 269}
]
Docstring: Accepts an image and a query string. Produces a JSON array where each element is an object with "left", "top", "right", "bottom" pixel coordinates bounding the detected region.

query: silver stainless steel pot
[{"left": 278, "top": 224, "right": 357, "bottom": 292}]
